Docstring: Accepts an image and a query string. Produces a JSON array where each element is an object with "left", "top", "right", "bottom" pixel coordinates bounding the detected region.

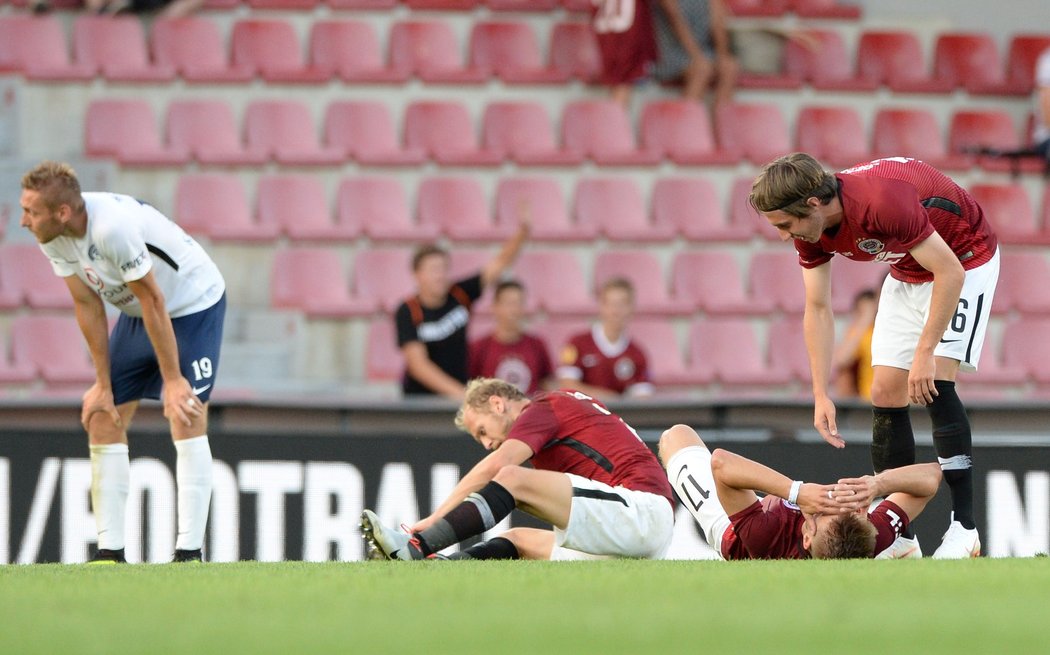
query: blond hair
[
  {"left": 811, "top": 513, "right": 878, "bottom": 559},
  {"left": 749, "top": 153, "right": 837, "bottom": 218},
  {"left": 21, "top": 161, "right": 85, "bottom": 214},
  {"left": 454, "top": 377, "right": 527, "bottom": 432}
]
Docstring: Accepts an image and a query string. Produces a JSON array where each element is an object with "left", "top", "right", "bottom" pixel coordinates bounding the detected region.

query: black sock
[
  {"left": 928, "top": 380, "right": 975, "bottom": 529},
  {"left": 446, "top": 537, "right": 520, "bottom": 561},
  {"left": 415, "top": 481, "right": 516, "bottom": 556},
  {"left": 871, "top": 405, "right": 916, "bottom": 537}
]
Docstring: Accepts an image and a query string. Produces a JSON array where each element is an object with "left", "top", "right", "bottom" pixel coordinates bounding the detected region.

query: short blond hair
[
  {"left": 21, "top": 161, "right": 85, "bottom": 214},
  {"left": 811, "top": 513, "right": 878, "bottom": 559},
  {"left": 454, "top": 377, "right": 527, "bottom": 432},
  {"left": 749, "top": 152, "right": 837, "bottom": 218}
]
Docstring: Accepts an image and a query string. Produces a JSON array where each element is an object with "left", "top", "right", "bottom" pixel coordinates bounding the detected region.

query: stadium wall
[{"left": 1, "top": 427, "right": 1047, "bottom": 564}]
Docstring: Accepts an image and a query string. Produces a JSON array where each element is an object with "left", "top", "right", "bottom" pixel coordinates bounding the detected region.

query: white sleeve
[
  {"left": 1038, "top": 49, "right": 1050, "bottom": 87},
  {"left": 97, "top": 217, "right": 153, "bottom": 283},
  {"left": 39, "top": 243, "right": 77, "bottom": 278}
]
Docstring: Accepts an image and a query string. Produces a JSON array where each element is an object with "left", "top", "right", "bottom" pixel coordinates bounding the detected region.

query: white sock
[
  {"left": 175, "top": 435, "right": 213, "bottom": 551},
  {"left": 89, "top": 443, "right": 130, "bottom": 551}
]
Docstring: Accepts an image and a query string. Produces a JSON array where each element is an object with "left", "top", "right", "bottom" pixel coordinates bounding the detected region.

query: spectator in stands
[
  {"left": 396, "top": 226, "right": 529, "bottom": 400},
  {"left": 20, "top": 161, "right": 224, "bottom": 564},
  {"left": 832, "top": 287, "right": 878, "bottom": 401},
  {"left": 651, "top": 0, "right": 738, "bottom": 108},
  {"left": 469, "top": 280, "right": 553, "bottom": 395},
  {"left": 557, "top": 277, "right": 653, "bottom": 400},
  {"left": 83, "top": 0, "right": 202, "bottom": 17},
  {"left": 1034, "top": 46, "right": 1050, "bottom": 162},
  {"left": 592, "top": 0, "right": 660, "bottom": 107}
]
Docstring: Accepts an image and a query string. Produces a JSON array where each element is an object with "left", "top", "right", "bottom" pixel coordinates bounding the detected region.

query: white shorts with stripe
[
  {"left": 871, "top": 248, "right": 1000, "bottom": 372},
  {"left": 550, "top": 474, "right": 675, "bottom": 560}
]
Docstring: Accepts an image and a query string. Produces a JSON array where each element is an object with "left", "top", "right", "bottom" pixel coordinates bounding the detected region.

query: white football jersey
[{"left": 40, "top": 192, "right": 225, "bottom": 318}]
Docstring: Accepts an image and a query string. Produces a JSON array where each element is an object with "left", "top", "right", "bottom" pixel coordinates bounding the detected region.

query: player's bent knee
[
  {"left": 708, "top": 448, "right": 729, "bottom": 476},
  {"left": 492, "top": 464, "right": 528, "bottom": 492},
  {"left": 658, "top": 424, "right": 704, "bottom": 464}
]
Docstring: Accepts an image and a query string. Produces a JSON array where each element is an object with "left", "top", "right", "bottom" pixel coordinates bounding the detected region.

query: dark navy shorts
[{"left": 110, "top": 294, "right": 226, "bottom": 405}]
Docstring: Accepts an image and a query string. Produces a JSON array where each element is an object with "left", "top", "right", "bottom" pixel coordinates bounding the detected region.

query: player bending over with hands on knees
[
  {"left": 361, "top": 377, "right": 675, "bottom": 561},
  {"left": 660, "top": 425, "right": 941, "bottom": 559}
]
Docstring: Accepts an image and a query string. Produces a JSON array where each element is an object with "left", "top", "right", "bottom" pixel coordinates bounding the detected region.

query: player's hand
[
  {"left": 81, "top": 381, "right": 122, "bottom": 431},
  {"left": 813, "top": 396, "right": 844, "bottom": 448},
  {"left": 832, "top": 475, "right": 877, "bottom": 510},
  {"left": 162, "top": 377, "right": 203, "bottom": 427},
  {"left": 410, "top": 515, "right": 437, "bottom": 534},
  {"left": 796, "top": 483, "right": 851, "bottom": 515},
  {"left": 908, "top": 353, "right": 938, "bottom": 405}
]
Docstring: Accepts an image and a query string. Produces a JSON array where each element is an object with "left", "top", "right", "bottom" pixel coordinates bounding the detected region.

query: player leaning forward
[
  {"left": 361, "top": 378, "right": 675, "bottom": 560},
  {"left": 750, "top": 154, "right": 999, "bottom": 558},
  {"left": 20, "top": 162, "right": 225, "bottom": 563}
]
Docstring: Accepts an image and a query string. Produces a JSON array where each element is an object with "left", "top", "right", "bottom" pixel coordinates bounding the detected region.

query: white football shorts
[
  {"left": 871, "top": 248, "right": 1000, "bottom": 372},
  {"left": 664, "top": 445, "right": 731, "bottom": 559},
  {"left": 550, "top": 474, "right": 674, "bottom": 560}
]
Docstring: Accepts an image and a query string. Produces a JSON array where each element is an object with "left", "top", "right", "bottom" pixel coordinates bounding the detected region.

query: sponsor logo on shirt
[
  {"left": 417, "top": 306, "right": 469, "bottom": 343},
  {"left": 120, "top": 250, "right": 148, "bottom": 272}
]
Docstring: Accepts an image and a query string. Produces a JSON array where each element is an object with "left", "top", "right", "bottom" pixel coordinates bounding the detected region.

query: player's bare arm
[
  {"left": 411, "top": 438, "right": 533, "bottom": 533},
  {"left": 835, "top": 462, "right": 942, "bottom": 523},
  {"left": 127, "top": 271, "right": 201, "bottom": 429},
  {"left": 402, "top": 341, "right": 466, "bottom": 399},
  {"left": 907, "top": 233, "right": 965, "bottom": 405},
  {"left": 65, "top": 274, "right": 123, "bottom": 432},
  {"left": 480, "top": 221, "right": 530, "bottom": 288},
  {"left": 801, "top": 262, "right": 843, "bottom": 447},
  {"left": 709, "top": 448, "right": 845, "bottom": 516}
]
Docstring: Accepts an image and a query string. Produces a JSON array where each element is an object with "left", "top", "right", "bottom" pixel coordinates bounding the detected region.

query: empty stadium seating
[
  {"left": 715, "top": 102, "right": 791, "bottom": 165},
  {"left": 872, "top": 108, "right": 971, "bottom": 170},
  {"left": 324, "top": 101, "right": 425, "bottom": 166},
  {"left": 85, "top": 99, "right": 187, "bottom": 165},
  {"left": 688, "top": 318, "right": 792, "bottom": 387},
  {"left": 270, "top": 248, "right": 373, "bottom": 317},
  {"left": 968, "top": 183, "right": 1044, "bottom": 244},
  {"left": 73, "top": 15, "right": 175, "bottom": 82},
  {"left": 482, "top": 102, "right": 583, "bottom": 166},
  {"left": 308, "top": 20, "right": 407, "bottom": 83},
  {"left": 561, "top": 100, "right": 661, "bottom": 166},
  {"left": 404, "top": 101, "right": 501, "bottom": 165},
  {"left": 494, "top": 177, "right": 595, "bottom": 240},
  {"left": 10, "top": 315, "right": 95, "bottom": 385},
  {"left": 639, "top": 100, "right": 737, "bottom": 165},
  {"left": 671, "top": 251, "right": 770, "bottom": 315},
  {"left": 243, "top": 100, "right": 344, "bottom": 165},
  {"left": 468, "top": 21, "right": 568, "bottom": 83},
  {"left": 749, "top": 250, "right": 807, "bottom": 314},
  {"left": 651, "top": 177, "right": 751, "bottom": 242},
  {"left": 175, "top": 174, "right": 280, "bottom": 241},
  {"left": 513, "top": 251, "right": 593, "bottom": 315},
  {"left": 336, "top": 177, "right": 438, "bottom": 242},
  {"left": 573, "top": 177, "right": 676, "bottom": 241},
  {"left": 166, "top": 100, "right": 267, "bottom": 165},
  {"left": 388, "top": 20, "right": 486, "bottom": 83},
  {"left": 152, "top": 17, "right": 253, "bottom": 83},
  {"left": 416, "top": 177, "right": 509, "bottom": 241},
  {"left": 0, "top": 243, "right": 73, "bottom": 309},
  {"left": 256, "top": 175, "right": 355, "bottom": 241},
  {"left": 795, "top": 105, "right": 870, "bottom": 167},
  {"left": 230, "top": 19, "right": 329, "bottom": 83}
]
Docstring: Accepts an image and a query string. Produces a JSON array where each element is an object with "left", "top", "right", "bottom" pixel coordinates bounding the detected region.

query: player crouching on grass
[
  {"left": 660, "top": 425, "right": 942, "bottom": 559},
  {"left": 361, "top": 377, "right": 675, "bottom": 561}
]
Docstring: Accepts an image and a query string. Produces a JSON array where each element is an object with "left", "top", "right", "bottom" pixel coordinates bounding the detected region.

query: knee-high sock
[
  {"left": 90, "top": 443, "right": 130, "bottom": 551},
  {"left": 174, "top": 435, "right": 213, "bottom": 551},
  {"left": 927, "top": 381, "right": 975, "bottom": 530},
  {"left": 871, "top": 406, "right": 916, "bottom": 538},
  {"left": 415, "top": 481, "right": 516, "bottom": 556},
  {"left": 446, "top": 537, "right": 520, "bottom": 560}
]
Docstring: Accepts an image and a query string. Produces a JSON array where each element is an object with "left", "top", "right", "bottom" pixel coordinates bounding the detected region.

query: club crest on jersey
[
  {"left": 614, "top": 357, "right": 636, "bottom": 381},
  {"left": 88, "top": 244, "right": 101, "bottom": 261},
  {"left": 856, "top": 238, "right": 884, "bottom": 254}
]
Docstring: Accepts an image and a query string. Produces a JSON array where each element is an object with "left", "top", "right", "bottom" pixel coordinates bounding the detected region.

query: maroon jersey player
[
  {"left": 361, "top": 379, "right": 675, "bottom": 561},
  {"left": 750, "top": 154, "right": 1000, "bottom": 559},
  {"left": 660, "top": 424, "right": 941, "bottom": 560},
  {"left": 469, "top": 281, "right": 553, "bottom": 395}
]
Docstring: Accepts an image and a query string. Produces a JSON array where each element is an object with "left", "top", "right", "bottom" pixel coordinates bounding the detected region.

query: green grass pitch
[{"left": 2, "top": 558, "right": 1048, "bottom": 654}]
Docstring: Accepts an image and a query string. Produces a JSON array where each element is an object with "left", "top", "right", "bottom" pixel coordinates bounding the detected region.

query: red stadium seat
[
  {"left": 166, "top": 100, "right": 266, "bottom": 166},
  {"left": 593, "top": 250, "right": 687, "bottom": 316},
  {"left": 469, "top": 22, "right": 568, "bottom": 83},
  {"left": 175, "top": 174, "right": 280, "bottom": 242},
  {"left": 482, "top": 101, "right": 583, "bottom": 166},
  {"left": 766, "top": 317, "right": 812, "bottom": 385},
  {"left": 73, "top": 16, "right": 175, "bottom": 82},
  {"left": 715, "top": 102, "right": 791, "bottom": 165},
  {"left": 549, "top": 22, "right": 603, "bottom": 82},
  {"left": 388, "top": 21, "right": 486, "bottom": 83},
  {"left": 328, "top": 0, "right": 397, "bottom": 8},
  {"left": 513, "top": 251, "right": 594, "bottom": 316},
  {"left": 308, "top": 21, "right": 407, "bottom": 83},
  {"left": 84, "top": 100, "right": 188, "bottom": 166},
  {"left": 749, "top": 250, "right": 806, "bottom": 314},
  {"left": 0, "top": 243, "right": 73, "bottom": 309},
  {"left": 728, "top": 175, "right": 773, "bottom": 240},
  {"left": 0, "top": 329, "right": 36, "bottom": 385},
  {"left": 966, "top": 330, "right": 1028, "bottom": 391},
  {"left": 689, "top": 318, "right": 792, "bottom": 387},
  {"left": 230, "top": 19, "right": 329, "bottom": 83},
  {"left": 532, "top": 317, "right": 589, "bottom": 366},
  {"left": 0, "top": 16, "right": 90, "bottom": 80},
  {"left": 854, "top": 30, "right": 936, "bottom": 89},
  {"left": 829, "top": 261, "right": 886, "bottom": 314},
  {"left": 891, "top": 32, "right": 1001, "bottom": 93},
  {"left": 574, "top": 177, "right": 675, "bottom": 242},
  {"left": 1002, "top": 35, "right": 1050, "bottom": 95},
  {"left": 324, "top": 101, "right": 425, "bottom": 166},
  {"left": 336, "top": 177, "right": 437, "bottom": 242},
  {"left": 795, "top": 105, "right": 870, "bottom": 168},
  {"left": 256, "top": 175, "right": 356, "bottom": 241},
  {"left": 494, "top": 177, "right": 596, "bottom": 241},
  {"left": 561, "top": 100, "right": 660, "bottom": 165},
  {"left": 991, "top": 252, "right": 1050, "bottom": 315},
  {"left": 671, "top": 251, "right": 772, "bottom": 315},
  {"left": 1002, "top": 317, "right": 1050, "bottom": 384},
  {"left": 651, "top": 177, "right": 751, "bottom": 242},
  {"left": 247, "top": 0, "right": 318, "bottom": 9},
  {"left": 639, "top": 100, "right": 738, "bottom": 165},
  {"left": 629, "top": 319, "right": 705, "bottom": 386},
  {"left": 791, "top": 0, "right": 860, "bottom": 19},
  {"left": 244, "top": 100, "right": 344, "bottom": 165},
  {"left": 726, "top": 0, "right": 787, "bottom": 17},
  {"left": 486, "top": 0, "right": 557, "bottom": 10},
  {"left": 416, "top": 177, "right": 509, "bottom": 242},
  {"left": 152, "top": 17, "right": 252, "bottom": 83},
  {"left": 872, "top": 109, "right": 971, "bottom": 171},
  {"left": 947, "top": 110, "right": 1041, "bottom": 173},
  {"left": 783, "top": 30, "right": 875, "bottom": 91},
  {"left": 968, "top": 183, "right": 1044, "bottom": 245},
  {"left": 11, "top": 315, "right": 95, "bottom": 385},
  {"left": 351, "top": 248, "right": 416, "bottom": 313},
  {"left": 365, "top": 318, "right": 403, "bottom": 382},
  {"left": 404, "top": 101, "right": 501, "bottom": 166},
  {"left": 271, "top": 248, "right": 372, "bottom": 317},
  {"left": 404, "top": 0, "right": 478, "bottom": 9}
]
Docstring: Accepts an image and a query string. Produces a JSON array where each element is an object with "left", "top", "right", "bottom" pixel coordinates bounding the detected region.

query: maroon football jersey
[
  {"left": 557, "top": 326, "right": 651, "bottom": 395},
  {"left": 592, "top": 0, "right": 658, "bottom": 85},
  {"left": 507, "top": 390, "right": 673, "bottom": 504},
  {"left": 469, "top": 333, "right": 553, "bottom": 395},
  {"left": 720, "top": 496, "right": 909, "bottom": 560},
  {"left": 795, "top": 158, "right": 998, "bottom": 283}
]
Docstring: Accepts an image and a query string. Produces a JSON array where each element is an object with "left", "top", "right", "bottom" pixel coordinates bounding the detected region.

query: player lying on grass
[
  {"left": 361, "top": 377, "right": 675, "bottom": 560},
  {"left": 660, "top": 424, "right": 942, "bottom": 559}
]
